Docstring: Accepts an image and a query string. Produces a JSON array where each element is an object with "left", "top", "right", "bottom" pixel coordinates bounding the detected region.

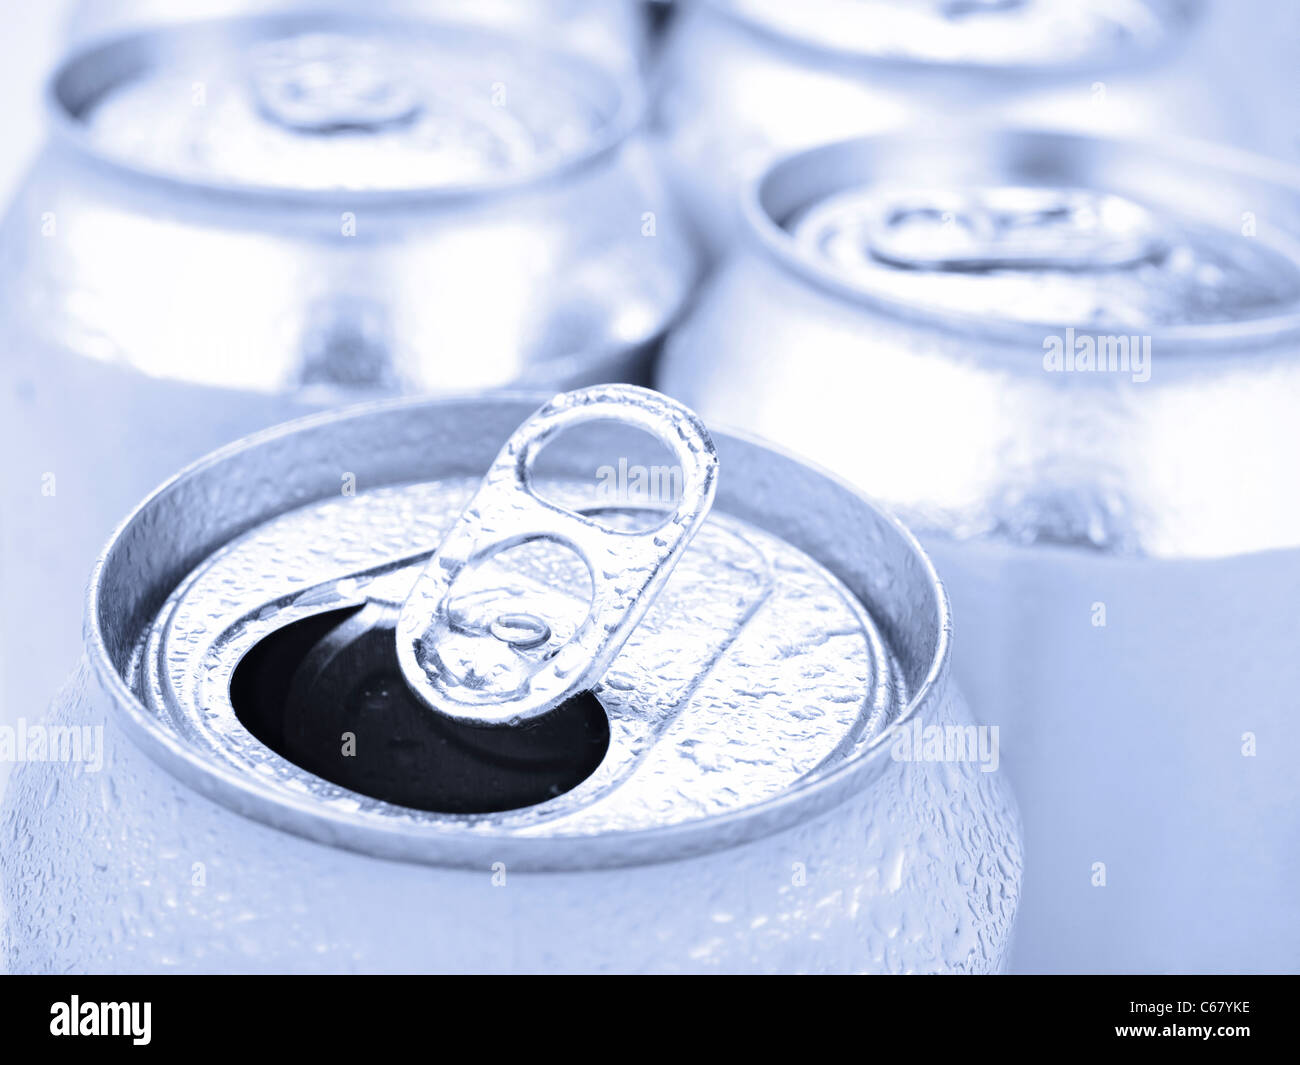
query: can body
[
  {"left": 0, "top": 12, "right": 697, "bottom": 736},
  {"left": 658, "top": 131, "right": 1300, "bottom": 973},
  {"left": 651, "top": 0, "right": 1298, "bottom": 258},
  {"left": 1, "top": 396, "right": 1021, "bottom": 973}
]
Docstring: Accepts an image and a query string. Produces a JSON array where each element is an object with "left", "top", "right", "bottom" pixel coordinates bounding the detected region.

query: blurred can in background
[
  {"left": 652, "top": 0, "right": 1300, "bottom": 258},
  {"left": 0, "top": 392, "right": 1021, "bottom": 973},
  {"left": 64, "top": 0, "right": 653, "bottom": 74},
  {"left": 660, "top": 129, "right": 1300, "bottom": 973},
  {"left": 0, "top": 11, "right": 697, "bottom": 729}
]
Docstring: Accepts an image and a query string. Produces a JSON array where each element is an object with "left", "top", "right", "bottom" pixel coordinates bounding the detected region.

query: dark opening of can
[{"left": 229, "top": 604, "right": 609, "bottom": 813}]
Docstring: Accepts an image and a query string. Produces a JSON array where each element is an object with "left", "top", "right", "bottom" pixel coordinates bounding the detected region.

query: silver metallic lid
[
  {"left": 789, "top": 184, "right": 1300, "bottom": 329},
  {"left": 714, "top": 0, "right": 1198, "bottom": 71},
  {"left": 752, "top": 130, "right": 1300, "bottom": 340},
  {"left": 129, "top": 388, "right": 906, "bottom": 837},
  {"left": 87, "top": 393, "right": 948, "bottom": 868},
  {"left": 51, "top": 12, "right": 634, "bottom": 197}
]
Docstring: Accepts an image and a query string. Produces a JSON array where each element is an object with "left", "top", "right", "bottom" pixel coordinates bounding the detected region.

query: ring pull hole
[{"left": 230, "top": 603, "right": 609, "bottom": 814}]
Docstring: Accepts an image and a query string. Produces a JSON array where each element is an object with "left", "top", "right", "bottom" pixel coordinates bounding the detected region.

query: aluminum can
[
  {"left": 0, "top": 387, "right": 1021, "bottom": 973},
  {"left": 63, "top": 0, "right": 652, "bottom": 75},
  {"left": 658, "top": 130, "right": 1300, "bottom": 974},
  {"left": 0, "top": 10, "right": 697, "bottom": 737},
  {"left": 649, "top": 0, "right": 1297, "bottom": 259}
]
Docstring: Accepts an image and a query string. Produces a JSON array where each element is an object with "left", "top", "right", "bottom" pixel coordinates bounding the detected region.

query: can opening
[{"left": 228, "top": 604, "right": 610, "bottom": 813}]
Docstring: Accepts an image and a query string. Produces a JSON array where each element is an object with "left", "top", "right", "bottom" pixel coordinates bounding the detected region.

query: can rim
[
  {"left": 84, "top": 393, "right": 955, "bottom": 872},
  {"left": 697, "top": 0, "right": 1201, "bottom": 80},
  {"left": 44, "top": 11, "right": 646, "bottom": 207},
  {"left": 739, "top": 127, "right": 1300, "bottom": 351}
]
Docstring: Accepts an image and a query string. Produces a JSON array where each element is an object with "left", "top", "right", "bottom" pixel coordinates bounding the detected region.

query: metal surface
[
  {"left": 11, "top": 9, "right": 696, "bottom": 395},
  {"left": 717, "top": 0, "right": 1189, "bottom": 68},
  {"left": 658, "top": 129, "right": 1300, "bottom": 974},
  {"left": 0, "top": 10, "right": 697, "bottom": 735},
  {"left": 649, "top": 0, "right": 1298, "bottom": 258},
  {"left": 55, "top": 16, "right": 633, "bottom": 198},
  {"left": 138, "top": 488, "right": 894, "bottom": 833},
  {"left": 63, "top": 0, "right": 651, "bottom": 75},
  {"left": 1, "top": 394, "right": 1021, "bottom": 973},
  {"left": 397, "top": 386, "right": 717, "bottom": 726}
]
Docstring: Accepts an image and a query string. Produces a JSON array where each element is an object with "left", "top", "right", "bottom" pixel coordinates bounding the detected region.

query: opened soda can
[
  {"left": 0, "top": 387, "right": 1021, "bottom": 973},
  {"left": 650, "top": 0, "right": 1283, "bottom": 258},
  {"left": 659, "top": 129, "right": 1300, "bottom": 974},
  {"left": 0, "top": 10, "right": 697, "bottom": 732}
]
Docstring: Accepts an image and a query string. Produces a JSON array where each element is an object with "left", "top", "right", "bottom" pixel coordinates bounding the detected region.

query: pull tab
[
  {"left": 396, "top": 385, "right": 718, "bottom": 727},
  {"left": 863, "top": 187, "right": 1166, "bottom": 272},
  {"left": 251, "top": 33, "right": 422, "bottom": 133}
]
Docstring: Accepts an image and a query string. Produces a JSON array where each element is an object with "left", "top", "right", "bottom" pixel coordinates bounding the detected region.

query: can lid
[
  {"left": 128, "top": 390, "right": 910, "bottom": 843},
  {"left": 753, "top": 133, "right": 1300, "bottom": 337},
  {"left": 715, "top": 0, "right": 1197, "bottom": 72},
  {"left": 396, "top": 386, "right": 718, "bottom": 727},
  {"left": 50, "top": 12, "right": 632, "bottom": 198},
  {"left": 835, "top": 187, "right": 1167, "bottom": 273},
  {"left": 792, "top": 186, "right": 1300, "bottom": 331}
]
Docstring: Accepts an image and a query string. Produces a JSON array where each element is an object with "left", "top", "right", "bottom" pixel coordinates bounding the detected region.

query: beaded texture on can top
[{"left": 139, "top": 480, "right": 904, "bottom": 833}]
